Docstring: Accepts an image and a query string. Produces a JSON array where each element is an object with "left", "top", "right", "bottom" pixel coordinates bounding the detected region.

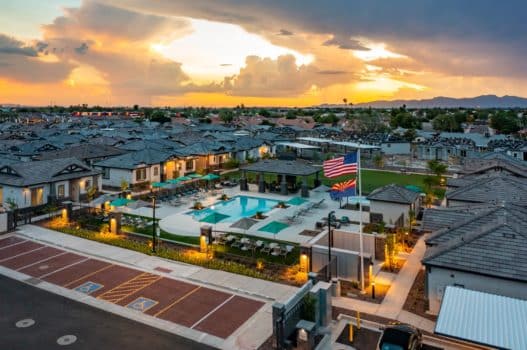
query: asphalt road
[{"left": 0, "top": 275, "right": 217, "bottom": 350}]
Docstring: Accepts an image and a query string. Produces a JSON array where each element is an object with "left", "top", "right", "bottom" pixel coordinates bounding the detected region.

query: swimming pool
[{"left": 188, "top": 195, "right": 281, "bottom": 223}]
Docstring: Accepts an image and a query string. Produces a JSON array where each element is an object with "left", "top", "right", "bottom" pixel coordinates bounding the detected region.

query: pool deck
[{"left": 157, "top": 185, "right": 370, "bottom": 244}]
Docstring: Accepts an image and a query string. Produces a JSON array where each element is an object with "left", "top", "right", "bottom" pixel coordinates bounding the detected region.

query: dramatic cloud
[
  {"left": 0, "top": 34, "right": 38, "bottom": 56},
  {"left": 322, "top": 35, "right": 369, "bottom": 51}
]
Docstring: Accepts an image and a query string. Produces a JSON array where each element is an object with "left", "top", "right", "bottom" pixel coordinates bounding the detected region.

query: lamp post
[
  {"left": 327, "top": 210, "right": 335, "bottom": 281},
  {"left": 151, "top": 196, "right": 157, "bottom": 253}
]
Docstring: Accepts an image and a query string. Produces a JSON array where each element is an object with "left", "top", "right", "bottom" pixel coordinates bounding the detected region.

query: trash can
[{"left": 331, "top": 278, "right": 341, "bottom": 297}]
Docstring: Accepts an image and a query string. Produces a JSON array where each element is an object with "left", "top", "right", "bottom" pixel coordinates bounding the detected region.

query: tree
[
  {"left": 120, "top": 179, "right": 129, "bottom": 194},
  {"left": 86, "top": 186, "right": 97, "bottom": 204},
  {"left": 403, "top": 128, "right": 417, "bottom": 141},
  {"left": 390, "top": 112, "right": 420, "bottom": 129},
  {"left": 490, "top": 111, "right": 520, "bottom": 134},
  {"left": 432, "top": 114, "right": 461, "bottom": 132},
  {"left": 149, "top": 110, "right": 170, "bottom": 123},
  {"left": 373, "top": 154, "right": 384, "bottom": 168},
  {"left": 219, "top": 109, "right": 234, "bottom": 124},
  {"left": 427, "top": 160, "right": 447, "bottom": 178}
]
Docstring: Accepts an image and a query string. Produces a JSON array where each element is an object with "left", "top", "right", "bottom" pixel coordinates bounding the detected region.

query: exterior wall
[
  {"left": 2, "top": 185, "right": 50, "bottom": 209},
  {"left": 381, "top": 142, "right": 411, "bottom": 155},
  {"left": 369, "top": 200, "right": 411, "bottom": 226},
  {"left": 315, "top": 230, "right": 377, "bottom": 258},
  {"left": 312, "top": 245, "right": 371, "bottom": 283},
  {"left": 53, "top": 180, "right": 69, "bottom": 199},
  {"left": 426, "top": 266, "right": 527, "bottom": 314},
  {"left": 99, "top": 168, "right": 132, "bottom": 188}
]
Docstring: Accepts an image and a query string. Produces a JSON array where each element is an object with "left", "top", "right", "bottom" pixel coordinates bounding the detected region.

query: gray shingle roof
[
  {"left": 94, "top": 149, "right": 173, "bottom": 169},
  {"left": 37, "top": 144, "right": 125, "bottom": 161},
  {"left": 0, "top": 158, "right": 100, "bottom": 186},
  {"left": 423, "top": 216, "right": 527, "bottom": 282},
  {"left": 446, "top": 174, "right": 527, "bottom": 204},
  {"left": 367, "top": 184, "right": 420, "bottom": 204},
  {"left": 240, "top": 159, "right": 320, "bottom": 176}
]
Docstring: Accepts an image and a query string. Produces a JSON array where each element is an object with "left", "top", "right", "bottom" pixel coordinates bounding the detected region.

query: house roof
[
  {"left": 94, "top": 149, "right": 173, "bottom": 169},
  {"left": 446, "top": 174, "right": 527, "bottom": 204},
  {"left": 435, "top": 287, "right": 527, "bottom": 350},
  {"left": 367, "top": 184, "right": 420, "bottom": 204},
  {"left": 423, "top": 215, "right": 527, "bottom": 282},
  {"left": 37, "top": 144, "right": 125, "bottom": 161},
  {"left": 425, "top": 203, "right": 527, "bottom": 245},
  {"left": 0, "top": 158, "right": 101, "bottom": 187}
]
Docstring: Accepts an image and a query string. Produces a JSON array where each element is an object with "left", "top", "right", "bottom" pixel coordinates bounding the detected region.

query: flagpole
[{"left": 358, "top": 144, "right": 365, "bottom": 293}]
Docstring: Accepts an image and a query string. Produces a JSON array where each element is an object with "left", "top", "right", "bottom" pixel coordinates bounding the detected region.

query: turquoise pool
[{"left": 188, "top": 195, "right": 281, "bottom": 223}]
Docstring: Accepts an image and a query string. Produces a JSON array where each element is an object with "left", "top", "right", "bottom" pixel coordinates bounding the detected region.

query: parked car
[{"left": 377, "top": 323, "right": 422, "bottom": 350}]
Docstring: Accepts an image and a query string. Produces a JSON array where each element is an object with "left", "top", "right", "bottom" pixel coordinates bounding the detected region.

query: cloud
[
  {"left": 74, "top": 42, "right": 89, "bottom": 55},
  {"left": 322, "top": 35, "right": 369, "bottom": 51},
  {"left": 277, "top": 29, "right": 294, "bottom": 36},
  {"left": 223, "top": 54, "right": 354, "bottom": 97},
  {"left": 0, "top": 34, "right": 38, "bottom": 56}
]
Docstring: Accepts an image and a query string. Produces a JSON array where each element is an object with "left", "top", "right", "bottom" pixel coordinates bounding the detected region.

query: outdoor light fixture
[
  {"left": 61, "top": 208, "right": 68, "bottom": 222},
  {"left": 371, "top": 280, "right": 376, "bottom": 299}
]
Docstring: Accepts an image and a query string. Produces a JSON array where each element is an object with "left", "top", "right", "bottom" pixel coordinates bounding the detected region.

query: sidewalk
[
  {"left": 14, "top": 224, "right": 299, "bottom": 350},
  {"left": 333, "top": 235, "right": 435, "bottom": 333}
]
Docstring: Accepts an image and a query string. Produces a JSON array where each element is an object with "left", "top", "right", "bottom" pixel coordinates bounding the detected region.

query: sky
[{"left": 1, "top": 0, "right": 526, "bottom": 107}]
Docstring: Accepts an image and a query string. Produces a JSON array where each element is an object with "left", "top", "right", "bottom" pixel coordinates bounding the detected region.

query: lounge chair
[
  {"left": 231, "top": 239, "right": 242, "bottom": 248},
  {"left": 260, "top": 243, "right": 271, "bottom": 254},
  {"left": 271, "top": 246, "right": 281, "bottom": 256}
]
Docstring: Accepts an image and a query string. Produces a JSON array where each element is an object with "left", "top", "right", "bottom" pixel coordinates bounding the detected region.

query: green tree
[
  {"left": 219, "top": 109, "right": 234, "bottom": 124},
  {"left": 490, "top": 111, "right": 520, "bottom": 134},
  {"left": 403, "top": 128, "right": 417, "bottom": 141},
  {"left": 373, "top": 154, "right": 384, "bottom": 168},
  {"left": 149, "top": 110, "right": 170, "bottom": 123},
  {"left": 432, "top": 114, "right": 460, "bottom": 132}
]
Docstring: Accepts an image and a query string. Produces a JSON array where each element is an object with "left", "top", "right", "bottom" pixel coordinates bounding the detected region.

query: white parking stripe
[
  {"left": 16, "top": 251, "right": 68, "bottom": 271},
  {"left": 0, "top": 246, "right": 45, "bottom": 263},
  {"left": 38, "top": 257, "right": 89, "bottom": 279},
  {"left": 0, "top": 240, "right": 27, "bottom": 250},
  {"left": 190, "top": 294, "right": 235, "bottom": 329}
]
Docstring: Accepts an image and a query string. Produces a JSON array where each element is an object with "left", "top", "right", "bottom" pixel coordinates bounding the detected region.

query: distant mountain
[{"left": 351, "top": 95, "right": 527, "bottom": 108}]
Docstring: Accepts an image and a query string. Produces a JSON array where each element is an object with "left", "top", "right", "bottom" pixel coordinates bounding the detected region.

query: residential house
[
  {"left": 0, "top": 157, "right": 102, "bottom": 209},
  {"left": 367, "top": 184, "right": 421, "bottom": 226}
]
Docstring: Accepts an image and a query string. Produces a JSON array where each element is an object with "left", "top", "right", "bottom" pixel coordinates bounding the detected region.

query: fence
[{"left": 314, "top": 257, "right": 337, "bottom": 283}]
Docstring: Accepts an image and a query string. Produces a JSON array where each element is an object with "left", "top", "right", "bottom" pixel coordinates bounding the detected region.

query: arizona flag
[{"left": 323, "top": 152, "right": 358, "bottom": 178}]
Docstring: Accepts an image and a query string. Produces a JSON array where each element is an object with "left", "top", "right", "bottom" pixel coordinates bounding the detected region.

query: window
[
  {"left": 102, "top": 168, "right": 110, "bottom": 179},
  {"left": 57, "top": 184, "right": 65, "bottom": 198},
  {"left": 136, "top": 168, "right": 147, "bottom": 181},
  {"left": 185, "top": 160, "right": 194, "bottom": 170},
  {"left": 153, "top": 167, "right": 159, "bottom": 176}
]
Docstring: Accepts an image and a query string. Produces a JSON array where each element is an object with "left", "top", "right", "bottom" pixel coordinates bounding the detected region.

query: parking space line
[
  {"left": 154, "top": 286, "right": 201, "bottom": 317},
  {"left": 64, "top": 264, "right": 113, "bottom": 288},
  {"left": 0, "top": 240, "right": 27, "bottom": 250},
  {"left": 0, "top": 246, "right": 46, "bottom": 263},
  {"left": 39, "top": 257, "right": 89, "bottom": 279},
  {"left": 191, "top": 294, "right": 235, "bottom": 329},
  {"left": 15, "top": 251, "right": 68, "bottom": 271}
]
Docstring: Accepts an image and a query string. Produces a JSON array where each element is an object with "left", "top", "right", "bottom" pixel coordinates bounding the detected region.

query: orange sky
[{"left": 1, "top": 0, "right": 526, "bottom": 107}]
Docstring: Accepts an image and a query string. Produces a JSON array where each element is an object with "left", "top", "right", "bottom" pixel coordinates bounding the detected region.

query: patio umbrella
[
  {"left": 151, "top": 182, "right": 167, "bottom": 188},
  {"left": 202, "top": 173, "right": 220, "bottom": 181},
  {"left": 188, "top": 173, "right": 203, "bottom": 179},
  {"left": 200, "top": 212, "right": 229, "bottom": 224},
  {"left": 110, "top": 198, "right": 133, "bottom": 207},
  {"left": 230, "top": 217, "right": 258, "bottom": 233},
  {"left": 287, "top": 197, "right": 307, "bottom": 206},
  {"left": 259, "top": 221, "right": 289, "bottom": 235},
  {"left": 175, "top": 176, "right": 192, "bottom": 181},
  {"left": 167, "top": 178, "right": 181, "bottom": 184}
]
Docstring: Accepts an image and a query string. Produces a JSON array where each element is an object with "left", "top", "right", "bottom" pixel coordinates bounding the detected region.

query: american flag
[{"left": 323, "top": 152, "right": 358, "bottom": 178}]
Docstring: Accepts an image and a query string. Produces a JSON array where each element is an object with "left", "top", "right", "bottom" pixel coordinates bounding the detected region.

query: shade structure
[
  {"left": 287, "top": 197, "right": 307, "bottom": 206},
  {"left": 200, "top": 212, "right": 229, "bottom": 224},
  {"left": 230, "top": 217, "right": 258, "bottom": 231},
  {"left": 405, "top": 185, "right": 422, "bottom": 193},
  {"left": 202, "top": 173, "right": 220, "bottom": 181},
  {"left": 167, "top": 178, "right": 181, "bottom": 184},
  {"left": 259, "top": 221, "right": 289, "bottom": 234},
  {"left": 188, "top": 173, "right": 203, "bottom": 179},
  {"left": 151, "top": 182, "right": 167, "bottom": 188},
  {"left": 175, "top": 176, "right": 192, "bottom": 181},
  {"left": 110, "top": 198, "right": 133, "bottom": 207}
]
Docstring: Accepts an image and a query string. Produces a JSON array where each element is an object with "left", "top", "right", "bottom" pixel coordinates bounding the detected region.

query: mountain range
[{"left": 348, "top": 95, "right": 527, "bottom": 108}]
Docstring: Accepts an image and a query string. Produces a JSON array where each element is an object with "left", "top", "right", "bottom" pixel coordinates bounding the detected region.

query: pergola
[{"left": 239, "top": 160, "right": 321, "bottom": 197}]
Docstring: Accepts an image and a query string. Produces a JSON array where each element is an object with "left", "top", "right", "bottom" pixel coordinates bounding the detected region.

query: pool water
[{"left": 189, "top": 195, "right": 281, "bottom": 223}]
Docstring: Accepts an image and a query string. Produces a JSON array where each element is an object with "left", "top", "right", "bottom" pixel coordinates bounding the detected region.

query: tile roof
[
  {"left": 367, "top": 184, "right": 420, "bottom": 204},
  {"left": 446, "top": 174, "right": 527, "bottom": 204},
  {"left": 94, "top": 149, "right": 173, "bottom": 169},
  {"left": 423, "top": 216, "right": 527, "bottom": 282}
]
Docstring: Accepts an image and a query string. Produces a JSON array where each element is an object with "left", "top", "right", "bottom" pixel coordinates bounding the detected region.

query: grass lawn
[{"left": 223, "top": 169, "right": 430, "bottom": 195}]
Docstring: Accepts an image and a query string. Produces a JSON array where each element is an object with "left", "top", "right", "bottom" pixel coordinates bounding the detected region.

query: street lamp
[
  {"left": 327, "top": 210, "right": 335, "bottom": 280},
  {"left": 151, "top": 195, "right": 157, "bottom": 253}
]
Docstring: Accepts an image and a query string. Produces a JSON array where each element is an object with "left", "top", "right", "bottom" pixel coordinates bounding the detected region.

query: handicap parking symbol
[
  {"left": 126, "top": 297, "right": 158, "bottom": 312},
  {"left": 75, "top": 281, "right": 103, "bottom": 295}
]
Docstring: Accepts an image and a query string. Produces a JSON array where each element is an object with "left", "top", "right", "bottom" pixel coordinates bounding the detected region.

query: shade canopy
[
  {"left": 202, "top": 173, "right": 220, "bottom": 181},
  {"left": 110, "top": 198, "right": 134, "bottom": 207},
  {"left": 405, "top": 185, "right": 423, "bottom": 193},
  {"left": 151, "top": 182, "right": 167, "bottom": 188},
  {"left": 259, "top": 221, "right": 289, "bottom": 234},
  {"left": 287, "top": 197, "right": 308, "bottom": 206},
  {"left": 188, "top": 173, "right": 203, "bottom": 179},
  {"left": 200, "top": 212, "right": 229, "bottom": 224},
  {"left": 230, "top": 217, "right": 258, "bottom": 230},
  {"left": 167, "top": 178, "right": 181, "bottom": 184},
  {"left": 175, "top": 176, "right": 192, "bottom": 181}
]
